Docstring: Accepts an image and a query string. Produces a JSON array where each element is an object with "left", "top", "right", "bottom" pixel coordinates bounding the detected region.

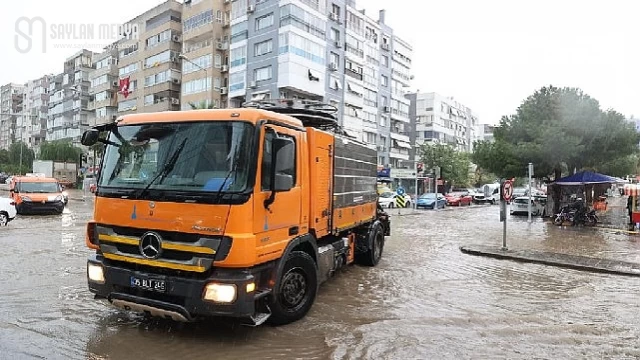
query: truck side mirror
[{"left": 81, "top": 129, "right": 100, "bottom": 146}]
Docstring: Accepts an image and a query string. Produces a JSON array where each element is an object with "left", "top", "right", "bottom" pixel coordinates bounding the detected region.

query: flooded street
[{"left": 2, "top": 200, "right": 640, "bottom": 359}]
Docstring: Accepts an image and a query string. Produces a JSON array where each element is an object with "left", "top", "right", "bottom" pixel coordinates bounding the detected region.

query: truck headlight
[
  {"left": 55, "top": 195, "right": 63, "bottom": 202},
  {"left": 87, "top": 263, "right": 105, "bottom": 284},
  {"left": 203, "top": 283, "right": 236, "bottom": 303},
  {"left": 20, "top": 196, "right": 31, "bottom": 202}
]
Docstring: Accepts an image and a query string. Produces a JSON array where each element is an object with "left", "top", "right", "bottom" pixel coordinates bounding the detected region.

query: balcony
[
  {"left": 88, "top": 97, "right": 118, "bottom": 110},
  {"left": 142, "top": 97, "right": 180, "bottom": 113}
]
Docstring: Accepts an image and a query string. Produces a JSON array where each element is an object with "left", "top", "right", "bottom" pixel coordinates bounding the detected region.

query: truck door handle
[{"left": 288, "top": 226, "right": 299, "bottom": 236}]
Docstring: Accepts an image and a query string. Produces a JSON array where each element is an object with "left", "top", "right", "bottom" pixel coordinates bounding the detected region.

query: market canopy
[{"left": 553, "top": 171, "right": 623, "bottom": 185}]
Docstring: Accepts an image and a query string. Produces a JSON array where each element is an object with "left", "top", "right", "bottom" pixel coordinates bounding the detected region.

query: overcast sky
[{"left": 2, "top": 0, "right": 638, "bottom": 124}]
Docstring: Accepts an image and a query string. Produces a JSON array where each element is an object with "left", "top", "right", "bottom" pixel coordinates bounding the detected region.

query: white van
[{"left": 473, "top": 183, "right": 500, "bottom": 204}]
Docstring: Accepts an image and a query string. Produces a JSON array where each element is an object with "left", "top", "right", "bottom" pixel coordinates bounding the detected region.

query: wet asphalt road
[{"left": 1, "top": 198, "right": 640, "bottom": 359}]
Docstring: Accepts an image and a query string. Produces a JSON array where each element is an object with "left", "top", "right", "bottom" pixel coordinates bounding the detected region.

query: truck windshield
[
  {"left": 17, "top": 182, "right": 60, "bottom": 193},
  {"left": 98, "top": 121, "right": 255, "bottom": 194}
]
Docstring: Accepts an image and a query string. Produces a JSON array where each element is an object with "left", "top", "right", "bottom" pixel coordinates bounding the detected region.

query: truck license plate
[{"left": 130, "top": 276, "right": 167, "bottom": 293}]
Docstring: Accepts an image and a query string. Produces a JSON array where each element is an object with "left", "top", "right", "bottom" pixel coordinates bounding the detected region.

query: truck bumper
[{"left": 87, "top": 254, "right": 269, "bottom": 322}]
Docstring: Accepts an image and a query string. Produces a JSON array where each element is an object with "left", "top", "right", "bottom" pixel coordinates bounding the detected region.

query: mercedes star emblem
[{"left": 139, "top": 231, "right": 162, "bottom": 259}]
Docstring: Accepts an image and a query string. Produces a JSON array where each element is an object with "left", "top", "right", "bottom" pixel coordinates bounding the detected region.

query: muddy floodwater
[{"left": 1, "top": 199, "right": 640, "bottom": 359}]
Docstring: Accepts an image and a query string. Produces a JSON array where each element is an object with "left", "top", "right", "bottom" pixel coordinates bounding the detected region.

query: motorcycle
[
  {"left": 585, "top": 209, "right": 599, "bottom": 226},
  {"left": 554, "top": 206, "right": 575, "bottom": 225}
]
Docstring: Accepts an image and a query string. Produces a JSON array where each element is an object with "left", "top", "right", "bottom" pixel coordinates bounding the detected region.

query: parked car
[
  {"left": 378, "top": 191, "right": 412, "bottom": 208},
  {"left": 0, "top": 197, "right": 17, "bottom": 226},
  {"left": 417, "top": 193, "right": 447, "bottom": 209},
  {"left": 445, "top": 191, "right": 473, "bottom": 206},
  {"left": 510, "top": 195, "right": 546, "bottom": 216}
]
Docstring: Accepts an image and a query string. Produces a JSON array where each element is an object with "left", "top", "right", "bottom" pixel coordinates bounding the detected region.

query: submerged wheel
[
  {"left": 356, "top": 222, "right": 385, "bottom": 267},
  {"left": 268, "top": 251, "right": 318, "bottom": 326},
  {"left": 0, "top": 212, "right": 7, "bottom": 226}
]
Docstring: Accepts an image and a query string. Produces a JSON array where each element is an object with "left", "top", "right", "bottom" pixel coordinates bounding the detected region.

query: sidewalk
[{"left": 461, "top": 244, "right": 640, "bottom": 277}]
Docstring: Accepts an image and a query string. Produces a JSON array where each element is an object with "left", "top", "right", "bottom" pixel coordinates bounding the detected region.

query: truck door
[{"left": 253, "top": 125, "right": 303, "bottom": 259}]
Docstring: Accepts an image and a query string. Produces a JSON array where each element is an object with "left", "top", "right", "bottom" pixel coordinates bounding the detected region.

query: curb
[{"left": 460, "top": 245, "right": 640, "bottom": 277}]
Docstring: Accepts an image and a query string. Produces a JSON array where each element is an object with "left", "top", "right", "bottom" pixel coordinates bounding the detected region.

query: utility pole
[{"left": 528, "top": 163, "right": 533, "bottom": 223}]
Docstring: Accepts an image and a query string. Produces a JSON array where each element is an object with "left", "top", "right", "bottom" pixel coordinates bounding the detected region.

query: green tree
[
  {"left": 472, "top": 86, "right": 640, "bottom": 180},
  {"left": 189, "top": 100, "right": 216, "bottom": 109},
  {"left": 39, "top": 140, "right": 83, "bottom": 162},
  {"left": 418, "top": 143, "right": 471, "bottom": 187},
  {"left": 4, "top": 141, "right": 35, "bottom": 174}
]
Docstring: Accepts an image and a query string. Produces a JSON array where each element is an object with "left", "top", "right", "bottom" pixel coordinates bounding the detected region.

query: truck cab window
[{"left": 261, "top": 131, "right": 296, "bottom": 191}]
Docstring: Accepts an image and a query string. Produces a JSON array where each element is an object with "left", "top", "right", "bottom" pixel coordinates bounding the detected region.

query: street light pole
[{"left": 179, "top": 54, "right": 212, "bottom": 107}]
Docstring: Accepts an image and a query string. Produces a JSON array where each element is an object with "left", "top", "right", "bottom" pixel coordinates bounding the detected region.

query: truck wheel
[
  {"left": 0, "top": 212, "right": 8, "bottom": 226},
  {"left": 357, "top": 223, "right": 385, "bottom": 267},
  {"left": 268, "top": 251, "right": 318, "bottom": 326}
]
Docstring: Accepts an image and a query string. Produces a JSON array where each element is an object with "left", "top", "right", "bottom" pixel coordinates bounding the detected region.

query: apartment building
[
  {"left": 179, "top": 0, "right": 230, "bottom": 110},
  {"left": 88, "top": 45, "right": 120, "bottom": 127},
  {"left": 475, "top": 123, "right": 496, "bottom": 143},
  {"left": 21, "top": 75, "right": 53, "bottom": 151},
  {"left": 0, "top": 83, "right": 25, "bottom": 150},
  {"left": 47, "top": 50, "right": 94, "bottom": 143},
  {"left": 224, "top": 0, "right": 411, "bottom": 168},
  {"left": 408, "top": 92, "right": 479, "bottom": 156},
  {"left": 115, "top": 0, "right": 183, "bottom": 115}
]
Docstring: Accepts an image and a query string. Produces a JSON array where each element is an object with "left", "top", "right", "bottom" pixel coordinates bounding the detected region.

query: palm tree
[{"left": 189, "top": 100, "right": 216, "bottom": 110}]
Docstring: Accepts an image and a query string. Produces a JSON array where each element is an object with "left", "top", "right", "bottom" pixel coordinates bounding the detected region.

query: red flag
[{"left": 119, "top": 77, "right": 131, "bottom": 99}]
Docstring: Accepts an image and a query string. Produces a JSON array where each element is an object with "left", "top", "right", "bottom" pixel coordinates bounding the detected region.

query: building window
[
  {"left": 214, "top": 54, "right": 222, "bottom": 68},
  {"left": 255, "top": 13, "right": 274, "bottom": 30},
  {"left": 364, "top": 88, "right": 377, "bottom": 107},
  {"left": 364, "top": 132, "right": 376, "bottom": 144},
  {"left": 184, "top": 10, "right": 213, "bottom": 33},
  {"left": 329, "top": 52, "right": 339, "bottom": 66},
  {"left": 230, "top": 46, "right": 247, "bottom": 67},
  {"left": 254, "top": 39, "right": 273, "bottom": 57},
  {"left": 382, "top": 55, "right": 389, "bottom": 67},
  {"left": 231, "top": 0, "right": 248, "bottom": 20},
  {"left": 278, "top": 32, "right": 325, "bottom": 65},
  {"left": 181, "top": 54, "right": 212, "bottom": 74},
  {"left": 332, "top": 4, "right": 340, "bottom": 17},
  {"left": 279, "top": 4, "right": 325, "bottom": 40},
  {"left": 329, "top": 75, "right": 341, "bottom": 90},
  {"left": 229, "top": 71, "right": 245, "bottom": 92},
  {"left": 231, "top": 21, "right": 248, "bottom": 43},
  {"left": 381, "top": 75, "right": 388, "bottom": 87},
  {"left": 145, "top": 30, "right": 172, "bottom": 48},
  {"left": 254, "top": 66, "right": 272, "bottom": 82},
  {"left": 118, "top": 98, "right": 137, "bottom": 112},
  {"left": 144, "top": 50, "right": 178, "bottom": 68},
  {"left": 182, "top": 78, "right": 211, "bottom": 95},
  {"left": 118, "top": 62, "right": 138, "bottom": 76},
  {"left": 331, "top": 28, "right": 340, "bottom": 42},
  {"left": 380, "top": 116, "right": 387, "bottom": 127}
]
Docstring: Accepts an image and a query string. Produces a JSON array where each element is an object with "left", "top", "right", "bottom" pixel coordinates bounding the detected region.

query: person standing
[{"left": 627, "top": 195, "right": 634, "bottom": 225}]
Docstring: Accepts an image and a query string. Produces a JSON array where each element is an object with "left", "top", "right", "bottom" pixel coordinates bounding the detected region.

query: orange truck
[{"left": 82, "top": 100, "right": 391, "bottom": 326}]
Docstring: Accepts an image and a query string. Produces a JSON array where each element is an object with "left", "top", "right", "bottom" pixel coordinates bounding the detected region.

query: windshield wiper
[
  {"left": 136, "top": 137, "right": 188, "bottom": 199},
  {"left": 214, "top": 149, "right": 241, "bottom": 204}
]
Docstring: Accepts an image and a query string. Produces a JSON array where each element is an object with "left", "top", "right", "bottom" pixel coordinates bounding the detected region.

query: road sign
[
  {"left": 396, "top": 186, "right": 405, "bottom": 196},
  {"left": 395, "top": 194, "right": 406, "bottom": 208},
  {"left": 502, "top": 180, "right": 514, "bottom": 201}
]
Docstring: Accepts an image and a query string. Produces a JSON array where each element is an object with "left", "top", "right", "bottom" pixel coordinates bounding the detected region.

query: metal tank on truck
[{"left": 81, "top": 99, "right": 391, "bottom": 326}]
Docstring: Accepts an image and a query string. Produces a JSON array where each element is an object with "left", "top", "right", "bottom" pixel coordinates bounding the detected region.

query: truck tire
[
  {"left": 357, "top": 222, "right": 385, "bottom": 267},
  {"left": 268, "top": 251, "right": 318, "bottom": 326}
]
